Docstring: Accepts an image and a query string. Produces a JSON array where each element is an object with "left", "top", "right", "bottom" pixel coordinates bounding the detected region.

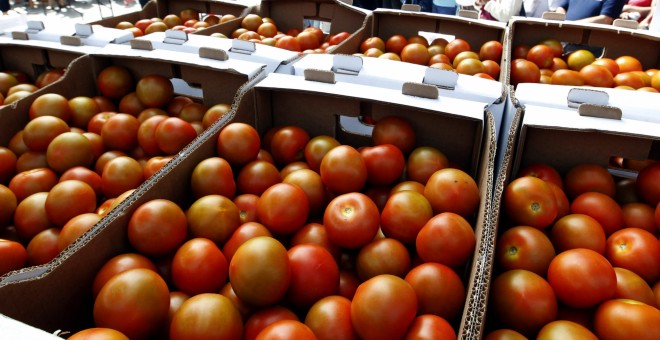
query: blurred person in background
[
  {"left": 474, "top": 0, "right": 524, "bottom": 21},
  {"left": 523, "top": 0, "right": 552, "bottom": 17},
  {"left": 619, "top": 0, "right": 653, "bottom": 21},
  {"left": 553, "top": 0, "right": 626, "bottom": 24},
  {"left": 1, "top": 0, "right": 10, "bottom": 14},
  {"left": 639, "top": 0, "right": 658, "bottom": 28}
]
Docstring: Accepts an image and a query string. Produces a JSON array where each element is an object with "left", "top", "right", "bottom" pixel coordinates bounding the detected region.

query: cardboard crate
[
  {"left": 504, "top": 16, "right": 660, "bottom": 86},
  {"left": 195, "top": 0, "right": 372, "bottom": 54},
  {"left": 0, "top": 67, "right": 497, "bottom": 338},
  {"left": 483, "top": 83, "right": 660, "bottom": 337},
  {"left": 89, "top": 0, "right": 257, "bottom": 32}
]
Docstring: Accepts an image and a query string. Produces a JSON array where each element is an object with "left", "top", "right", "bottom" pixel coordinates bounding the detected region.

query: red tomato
[
  {"left": 136, "top": 115, "right": 167, "bottom": 156},
  {"left": 257, "top": 183, "right": 309, "bottom": 235},
  {"left": 287, "top": 243, "right": 340, "bottom": 308},
  {"left": 171, "top": 238, "right": 228, "bottom": 295},
  {"left": 320, "top": 145, "right": 367, "bottom": 194},
  {"left": 96, "top": 66, "right": 134, "bottom": 99},
  {"left": 13, "top": 192, "right": 54, "bottom": 241},
  {"left": 593, "top": 299, "right": 660, "bottom": 340},
  {"left": 127, "top": 199, "right": 188, "bottom": 257},
  {"left": 360, "top": 144, "right": 405, "bottom": 186},
  {"left": 424, "top": 168, "right": 480, "bottom": 217},
  {"left": 372, "top": 116, "right": 416, "bottom": 154},
  {"left": 190, "top": 157, "right": 236, "bottom": 199},
  {"left": 60, "top": 166, "right": 103, "bottom": 197},
  {"left": 217, "top": 122, "right": 261, "bottom": 166},
  {"left": 613, "top": 267, "right": 657, "bottom": 306},
  {"left": 29, "top": 93, "right": 72, "bottom": 122},
  {"left": 536, "top": 320, "right": 597, "bottom": 340},
  {"left": 550, "top": 213, "right": 607, "bottom": 254},
  {"left": 479, "top": 40, "right": 503, "bottom": 62},
  {"left": 57, "top": 212, "right": 101, "bottom": 251},
  {"left": 405, "top": 146, "right": 449, "bottom": 185},
  {"left": 94, "top": 268, "right": 170, "bottom": 339},
  {"left": 444, "top": 38, "right": 471, "bottom": 62},
  {"left": 237, "top": 160, "right": 281, "bottom": 196},
  {"left": 282, "top": 169, "right": 326, "bottom": 217},
  {"left": 244, "top": 306, "right": 299, "bottom": 340},
  {"left": 233, "top": 194, "right": 260, "bottom": 225},
  {"left": 0, "top": 239, "right": 28, "bottom": 276},
  {"left": 186, "top": 195, "right": 240, "bottom": 244},
  {"left": 290, "top": 222, "right": 341, "bottom": 262},
  {"left": 92, "top": 253, "right": 158, "bottom": 298},
  {"left": 9, "top": 168, "right": 58, "bottom": 202},
  {"left": 46, "top": 132, "right": 95, "bottom": 174},
  {"left": 155, "top": 117, "right": 197, "bottom": 155},
  {"left": 504, "top": 176, "right": 558, "bottom": 229},
  {"left": 380, "top": 190, "right": 433, "bottom": 245},
  {"left": 351, "top": 274, "right": 418, "bottom": 340},
  {"left": 275, "top": 36, "right": 302, "bottom": 52},
  {"left": 405, "top": 314, "right": 457, "bottom": 339},
  {"left": 511, "top": 58, "right": 541, "bottom": 85},
  {"left": 484, "top": 329, "right": 527, "bottom": 340},
  {"left": 304, "top": 135, "right": 340, "bottom": 173},
  {"left": 356, "top": 238, "right": 411, "bottom": 280},
  {"left": 135, "top": 74, "right": 173, "bottom": 108},
  {"left": 68, "top": 328, "right": 129, "bottom": 340},
  {"left": 101, "top": 113, "right": 139, "bottom": 151},
  {"left": 489, "top": 269, "right": 557, "bottom": 336},
  {"left": 100, "top": 156, "right": 144, "bottom": 198},
  {"left": 518, "top": 163, "right": 563, "bottom": 189},
  {"left": 605, "top": 227, "right": 660, "bottom": 283},
  {"left": 22, "top": 116, "right": 69, "bottom": 152},
  {"left": 496, "top": 225, "right": 556, "bottom": 276},
  {"left": 170, "top": 293, "right": 243, "bottom": 340},
  {"left": 405, "top": 262, "right": 465, "bottom": 320},
  {"left": 579, "top": 64, "right": 614, "bottom": 88},
  {"left": 255, "top": 319, "right": 317, "bottom": 340},
  {"left": 636, "top": 162, "right": 660, "bottom": 206},
  {"left": 622, "top": 202, "right": 657, "bottom": 234},
  {"left": 0, "top": 147, "right": 17, "bottom": 184},
  {"left": 385, "top": 34, "right": 408, "bottom": 55},
  {"left": 416, "top": 212, "right": 475, "bottom": 268},
  {"left": 304, "top": 295, "right": 357, "bottom": 340},
  {"left": 323, "top": 192, "right": 380, "bottom": 249},
  {"left": 564, "top": 163, "right": 616, "bottom": 199},
  {"left": 229, "top": 236, "right": 291, "bottom": 306},
  {"left": 570, "top": 192, "right": 624, "bottom": 236},
  {"left": 527, "top": 44, "right": 555, "bottom": 69},
  {"left": 327, "top": 32, "right": 350, "bottom": 46},
  {"left": 547, "top": 248, "right": 617, "bottom": 308},
  {"left": 44, "top": 180, "right": 97, "bottom": 227},
  {"left": 25, "top": 228, "right": 60, "bottom": 266}
]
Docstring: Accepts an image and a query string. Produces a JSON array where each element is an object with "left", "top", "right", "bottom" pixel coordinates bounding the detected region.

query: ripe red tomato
[
  {"left": 518, "top": 163, "right": 563, "bottom": 189},
  {"left": 275, "top": 36, "right": 302, "bottom": 52},
  {"left": 237, "top": 160, "right": 281, "bottom": 195},
  {"left": 257, "top": 183, "right": 309, "bottom": 235},
  {"left": 244, "top": 306, "right": 299, "bottom": 340},
  {"left": 171, "top": 238, "right": 228, "bottom": 295},
  {"left": 511, "top": 58, "right": 541, "bottom": 85},
  {"left": 304, "top": 295, "right": 357, "bottom": 340},
  {"left": 269, "top": 126, "right": 310, "bottom": 166},
  {"left": 496, "top": 225, "right": 556, "bottom": 276},
  {"left": 547, "top": 248, "right": 617, "bottom": 308},
  {"left": 536, "top": 320, "right": 597, "bottom": 340},
  {"left": 380, "top": 190, "right": 433, "bottom": 245},
  {"left": 564, "top": 163, "right": 616, "bottom": 199},
  {"left": 405, "top": 146, "right": 449, "bottom": 185},
  {"left": 155, "top": 117, "right": 198, "bottom": 155},
  {"left": 287, "top": 243, "right": 339, "bottom": 308},
  {"left": 0, "top": 239, "right": 28, "bottom": 276},
  {"left": 327, "top": 31, "right": 351, "bottom": 46},
  {"left": 424, "top": 168, "right": 480, "bottom": 217},
  {"left": 320, "top": 145, "right": 367, "bottom": 194},
  {"left": 170, "top": 293, "right": 243, "bottom": 340},
  {"left": 489, "top": 269, "right": 557, "bottom": 336},
  {"left": 9, "top": 167, "right": 59, "bottom": 203},
  {"left": 303, "top": 135, "right": 340, "bottom": 173},
  {"left": 416, "top": 212, "right": 475, "bottom": 267},
  {"left": 127, "top": 199, "right": 188, "bottom": 257},
  {"left": 580, "top": 64, "right": 614, "bottom": 88},
  {"left": 101, "top": 113, "right": 140, "bottom": 152},
  {"left": 233, "top": 194, "right": 260, "bottom": 225},
  {"left": 405, "top": 262, "right": 465, "bottom": 320},
  {"left": 372, "top": 116, "right": 416, "bottom": 154},
  {"left": 57, "top": 212, "right": 101, "bottom": 251},
  {"left": 405, "top": 314, "right": 457, "bottom": 339},
  {"left": 217, "top": 122, "right": 261, "bottom": 166},
  {"left": 551, "top": 213, "right": 607, "bottom": 254},
  {"left": 13, "top": 192, "right": 55, "bottom": 241},
  {"left": 527, "top": 44, "right": 555, "bottom": 69},
  {"left": 360, "top": 144, "right": 405, "bottom": 186},
  {"left": 255, "top": 319, "right": 317, "bottom": 340},
  {"left": 68, "top": 328, "right": 129, "bottom": 340},
  {"left": 25, "top": 228, "right": 60, "bottom": 266},
  {"left": 135, "top": 74, "right": 173, "bottom": 108},
  {"left": 94, "top": 268, "right": 170, "bottom": 339},
  {"left": 92, "top": 253, "right": 157, "bottom": 298},
  {"left": 621, "top": 202, "right": 657, "bottom": 234},
  {"left": 479, "top": 40, "right": 503, "bottom": 62},
  {"left": 503, "top": 176, "right": 558, "bottom": 229},
  {"left": 190, "top": 157, "right": 236, "bottom": 199},
  {"left": 636, "top": 162, "right": 660, "bottom": 206},
  {"left": 0, "top": 147, "right": 17, "bottom": 184},
  {"left": 96, "top": 66, "right": 134, "bottom": 99},
  {"left": 605, "top": 227, "right": 660, "bottom": 283},
  {"left": 551, "top": 69, "right": 585, "bottom": 86},
  {"left": 186, "top": 195, "right": 240, "bottom": 244},
  {"left": 323, "top": 192, "right": 380, "bottom": 249},
  {"left": 351, "top": 274, "right": 418, "bottom": 340},
  {"left": 44, "top": 180, "right": 97, "bottom": 227},
  {"left": 613, "top": 267, "right": 657, "bottom": 305},
  {"left": 593, "top": 299, "right": 660, "bottom": 340},
  {"left": 570, "top": 191, "right": 624, "bottom": 236},
  {"left": 356, "top": 238, "right": 411, "bottom": 280},
  {"left": 282, "top": 169, "right": 326, "bottom": 217},
  {"left": 29, "top": 93, "right": 72, "bottom": 122},
  {"left": 100, "top": 156, "right": 144, "bottom": 198},
  {"left": 229, "top": 236, "right": 291, "bottom": 306}
]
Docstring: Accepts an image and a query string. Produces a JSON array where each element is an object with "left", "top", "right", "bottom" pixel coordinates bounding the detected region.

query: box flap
[
  {"left": 74, "top": 24, "right": 135, "bottom": 47},
  {"left": 0, "top": 35, "right": 100, "bottom": 56}
]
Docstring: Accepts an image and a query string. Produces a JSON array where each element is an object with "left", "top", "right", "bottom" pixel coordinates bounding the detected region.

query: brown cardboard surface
[{"left": 0, "top": 69, "right": 496, "bottom": 339}]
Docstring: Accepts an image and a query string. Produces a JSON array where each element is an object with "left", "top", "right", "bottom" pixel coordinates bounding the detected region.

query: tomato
[
  {"left": 361, "top": 36, "right": 386, "bottom": 53},
  {"left": 504, "top": 176, "right": 558, "bottom": 229},
  {"left": 527, "top": 44, "right": 555, "bottom": 69},
  {"left": 94, "top": 268, "right": 170, "bottom": 339},
  {"left": 456, "top": 58, "right": 486, "bottom": 75},
  {"left": 444, "top": 38, "right": 471, "bottom": 62},
  {"left": 351, "top": 274, "right": 418, "bottom": 340},
  {"left": 237, "top": 160, "right": 281, "bottom": 195},
  {"left": 567, "top": 49, "right": 595, "bottom": 71},
  {"left": 155, "top": 117, "right": 198, "bottom": 155},
  {"left": 255, "top": 319, "right": 317, "bottom": 340},
  {"left": 613, "top": 267, "right": 657, "bottom": 305},
  {"left": 0, "top": 184, "right": 17, "bottom": 227},
  {"left": 605, "top": 227, "right": 660, "bottom": 283},
  {"left": 303, "top": 135, "right": 340, "bottom": 173},
  {"left": 229, "top": 236, "right": 291, "bottom": 306},
  {"left": 539, "top": 38, "right": 563, "bottom": 58},
  {"left": 9, "top": 168, "right": 59, "bottom": 202},
  {"left": 391, "top": 180, "right": 425, "bottom": 195},
  {"left": 404, "top": 262, "right": 465, "bottom": 321},
  {"left": 636, "top": 162, "right": 660, "bottom": 206},
  {"left": 359, "top": 144, "right": 405, "bottom": 186},
  {"left": 171, "top": 238, "right": 228, "bottom": 295},
  {"left": 424, "top": 168, "right": 480, "bottom": 217},
  {"left": 47, "top": 131, "right": 96, "bottom": 174},
  {"left": 550, "top": 69, "right": 584, "bottom": 86},
  {"left": 135, "top": 74, "right": 173, "bottom": 108},
  {"left": 380, "top": 190, "right": 433, "bottom": 245},
  {"left": 564, "top": 163, "right": 616, "bottom": 199},
  {"left": 57, "top": 212, "right": 101, "bottom": 252},
  {"left": 405, "top": 147, "right": 448, "bottom": 186},
  {"left": 244, "top": 306, "right": 299, "bottom": 340},
  {"left": 231, "top": 194, "right": 259, "bottom": 225},
  {"left": 268, "top": 126, "right": 310, "bottom": 166},
  {"left": 96, "top": 65, "right": 134, "bottom": 99},
  {"left": 22, "top": 116, "right": 69, "bottom": 152},
  {"left": 275, "top": 36, "right": 302, "bottom": 52},
  {"left": 304, "top": 295, "right": 356, "bottom": 340},
  {"left": 127, "top": 199, "right": 187, "bottom": 257},
  {"left": 297, "top": 31, "right": 320, "bottom": 51},
  {"left": 320, "top": 145, "right": 367, "bottom": 194},
  {"left": 216, "top": 122, "right": 261, "bottom": 166},
  {"left": 60, "top": 166, "right": 103, "bottom": 197},
  {"left": 496, "top": 225, "right": 556, "bottom": 276},
  {"left": 400, "top": 43, "right": 430, "bottom": 65},
  {"left": 551, "top": 213, "right": 606, "bottom": 254},
  {"left": 594, "top": 299, "right": 660, "bottom": 340},
  {"left": 202, "top": 103, "right": 231, "bottom": 129},
  {"left": 484, "top": 329, "right": 527, "bottom": 340},
  {"left": 0, "top": 147, "right": 17, "bottom": 184},
  {"left": 372, "top": 116, "right": 416, "bottom": 155},
  {"left": 570, "top": 191, "right": 624, "bottom": 236},
  {"left": 621, "top": 202, "right": 657, "bottom": 234},
  {"left": 356, "top": 238, "right": 410, "bottom": 280},
  {"left": 170, "top": 293, "right": 243, "bottom": 340},
  {"left": 654, "top": 281, "right": 660, "bottom": 308},
  {"left": 13, "top": 192, "right": 55, "bottom": 241},
  {"left": 101, "top": 156, "right": 144, "bottom": 198},
  {"left": 189, "top": 157, "right": 236, "bottom": 199},
  {"left": 68, "top": 328, "right": 129, "bottom": 340},
  {"left": 29, "top": 93, "right": 72, "bottom": 122},
  {"left": 489, "top": 269, "right": 557, "bottom": 336},
  {"left": 92, "top": 253, "right": 157, "bottom": 298},
  {"left": 536, "top": 320, "right": 597, "bottom": 340},
  {"left": 257, "top": 183, "right": 309, "bottom": 235},
  {"left": 416, "top": 212, "right": 475, "bottom": 268},
  {"left": 26, "top": 228, "right": 60, "bottom": 266},
  {"left": 118, "top": 92, "right": 147, "bottom": 116},
  {"left": 323, "top": 192, "right": 380, "bottom": 249},
  {"left": 547, "top": 248, "right": 617, "bottom": 308},
  {"left": 287, "top": 243, "right": 340, "bottom": 308},
  {"left": 592, "top": 58, "right": 620, "bottom": 77},
  {"left": 186, "top": 195, "right": 240, "bottom": 244},
  {"left": 482, "top": 60, "right": 501, "bottom": 79},
  {"left": 405, "top": 314, "right": 456, "bottom": 339},
  {"left": 510, "top": 58, "right": 540, "bottom": 86},
  {"left": 579, "top": 64, "right": 614, "bottom": 88},
  {"left": 615, "top": 56, "right": 643, "bottom": 73},
  {"left": 44, "top": 180, "right": 97, "bottom": 227},
  {"left": 0, "top": 239, "right": 28, "bottom": 276},
  {"left": 479, "top": 40, "right": 503, "bottom": 62}
]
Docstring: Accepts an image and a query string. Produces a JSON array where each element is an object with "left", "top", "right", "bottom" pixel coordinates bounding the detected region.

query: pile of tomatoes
[
  {"left": 0, "top": 68, "right": 65, "bottom": 107},
  {"left": 64, "top": 115, "right": 484, "bottom": 339},
  {"left": 0, "top": 64, "right": 233, "bottom": 278},
  {"left": 486, "top": 161, "right": 660, "bottom": 339},
  {"left": 510, "top": 38, "right": 660, "bottom": 92},
  {"left": 356, "top": 35, "right": 503, "bottom": 80},
  {"left": 114, "top": 8, "right": 237, "bottom": 36}
]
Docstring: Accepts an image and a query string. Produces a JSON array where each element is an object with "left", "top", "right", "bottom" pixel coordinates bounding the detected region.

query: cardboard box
[
  {"left": 0, "top": 67, "right": 497, "bottom": 338},
  {"left": 504, "top": 16, "right": 660, "bottom": 86},
  {"left": 195, "top": 0, "right": 372, "bottom": 54},
  {"left": 483, "top": 82, "right": 660, "bottom": 337},
  {"left": 89, "top": 0, "right": 257, "bottom": 32},
  {"left": 132, "top": 30, "right": 301, "bottom": 74}
]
